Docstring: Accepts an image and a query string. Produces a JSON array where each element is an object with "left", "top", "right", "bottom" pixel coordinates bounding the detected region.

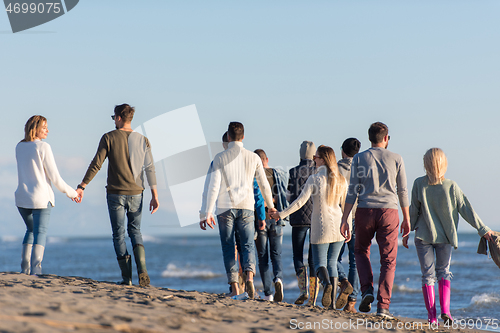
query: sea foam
[
  {"left": 161, "top": 263, "right": 221, "bottom": 279},
  {"left": 470, "top": 293, "right": 500, "bottom": 305}
]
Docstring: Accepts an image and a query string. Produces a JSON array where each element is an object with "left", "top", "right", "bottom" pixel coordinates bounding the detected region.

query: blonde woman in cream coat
[
  {"left": 271, "top": 145, "right": 351, "bottom": 309},
  {"left": 15, "top": 115, "right": 78, "bottom": 275}
]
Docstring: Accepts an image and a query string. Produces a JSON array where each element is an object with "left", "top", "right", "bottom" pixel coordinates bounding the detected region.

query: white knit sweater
[
  {"left": 279, "top": 166, "right": 351, "bottom": 244},
  {"left": 202, "top": 141, "right": 274, "bottom": 218},
  {"left": 15, "top": 140, "right": 78, "bottom": 209}
]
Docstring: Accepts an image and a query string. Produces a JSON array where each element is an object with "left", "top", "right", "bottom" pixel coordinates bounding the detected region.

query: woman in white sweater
[
  {"left": 270, "top": 145, "right": 351, "bottom": 309},
  {"left": 15, "top": 115, "right": 78, "bottom": 275}
]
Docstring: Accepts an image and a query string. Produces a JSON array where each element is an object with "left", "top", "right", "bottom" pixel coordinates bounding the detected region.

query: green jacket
[{"left": 410, "top": 176, "right": 490, "bottom": 249}]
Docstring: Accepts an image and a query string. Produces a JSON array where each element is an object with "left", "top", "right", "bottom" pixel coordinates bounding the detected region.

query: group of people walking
[
  {"left": 15, "top": 105, "right": 159, "bottom": 287},
  {"left": 14, "top": 108, "right": 494, "bottom": 325},
  {"left": 199, "top": 121, "right": 494, "bottom": 324}
]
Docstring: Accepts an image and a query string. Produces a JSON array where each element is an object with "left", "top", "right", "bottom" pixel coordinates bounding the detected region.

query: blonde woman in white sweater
[
  {"left": 15, "top": 115, "right": 78, "bottom": 275},
  {"left": 270, "top": 145, "right": 351, "bottom": 309}
]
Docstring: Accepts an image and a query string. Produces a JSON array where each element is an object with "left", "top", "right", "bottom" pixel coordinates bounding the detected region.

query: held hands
[
  {"left": 268, "top": 208, "right": 279, "bottom": 221},
  {"left": 73, "top": 188, "right": 84, "bottom": 203}
]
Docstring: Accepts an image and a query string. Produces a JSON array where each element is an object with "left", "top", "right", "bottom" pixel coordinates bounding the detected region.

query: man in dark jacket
[
  {"left": 336, "top": 138, "right": 361, "bottom": 312},
  {"left": 287, "top": 141, "right": 317, "bottom": 305},
  {"left": 254, "top": 149, "right": 288, "bottom": 302}
]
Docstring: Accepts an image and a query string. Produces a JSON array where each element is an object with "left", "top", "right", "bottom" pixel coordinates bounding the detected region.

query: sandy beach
[{"left": 0, "top": 272, "right": 493, "bottom": 333}]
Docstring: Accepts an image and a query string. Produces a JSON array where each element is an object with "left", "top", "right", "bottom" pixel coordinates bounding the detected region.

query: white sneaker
[
  {"left": 274, "top": 278, "right": 284, "bottom": 302},
  {"left": 263, "top": 294, "right": 274, "bottom": 301}
]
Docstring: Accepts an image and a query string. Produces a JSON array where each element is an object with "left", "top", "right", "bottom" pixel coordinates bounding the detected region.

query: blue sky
[{"left": 1, "top": 1, "right": 499, "bottom": 238}]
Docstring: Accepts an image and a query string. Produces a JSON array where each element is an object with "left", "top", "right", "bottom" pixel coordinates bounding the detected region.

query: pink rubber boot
[
  {"left": 422, "top": 284, "right": 437, "bottom": 325},
  {"left": 438, "top": 278, "right": 453, "bottom": 325}
]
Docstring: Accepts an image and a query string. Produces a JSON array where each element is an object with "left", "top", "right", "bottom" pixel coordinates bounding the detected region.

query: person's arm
[
  {"left": 455, "top": 184, "right": 491, "bottom": 238},
  {"left": 199, "top": 162, "right": 213, "bottom": 229},
  {"left": 253, "top": 178, "right": 266, "bottom": 230},
  {"left": 339, "top": 180, "right": 352, "bottom": 242},
  {"left": 42, "top": 143, "right": 78, "bottom": 199},
  {"left": 400, "top": 206, "right": 410, "bottom": 238},
  {"left": 271, "top": 176, "right": 314, "bottom": 220},
  {"left": 404, "top": 179, "right": 421, "bottom": 248},
  {"left": 396, "top": 157, "right": 410, "bottom": 209},
  {"left": 345, "top": 156, "right": 360, "bottom": 206},
  {"left": 203, "top": 159, "right": 223, "bottom": 229},
  {"left": 341, "top": 157, "right": 358, "bottom": 241},
  {"left": 143, "top": 138, "right": 157, "bottom": 190},
  {"left": 340, "top": 203, "right": 354, "bottom": 242},
  {"left": 255, "top": 160, "right": 275, "bottom": 211},
  {"left": 396, "top": 157, "right": 411, "bottom": 245},
  {"left": 76, "top": 135, "right": 109, "bottom": 202},
  {"left": 143, "top": 138, "right": 159, "bottom": 214}
]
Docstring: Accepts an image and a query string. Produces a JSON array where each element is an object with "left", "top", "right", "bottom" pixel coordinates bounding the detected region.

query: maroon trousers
[{"left": 354, "top": 208, "right": 399, "bottom": 310}]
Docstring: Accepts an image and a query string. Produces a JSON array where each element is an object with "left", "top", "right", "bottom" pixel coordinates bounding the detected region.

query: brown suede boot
[
  {"left": 343, "top": 299, "right": 357, "bottom": 313},
  {"left": 335, "top": 278, "right": 353, "bottom": 309}
]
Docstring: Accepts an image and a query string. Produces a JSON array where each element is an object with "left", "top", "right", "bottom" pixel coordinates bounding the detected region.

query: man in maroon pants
[{"left": 340, "top": 122, "right": 410, "bottom": 318}]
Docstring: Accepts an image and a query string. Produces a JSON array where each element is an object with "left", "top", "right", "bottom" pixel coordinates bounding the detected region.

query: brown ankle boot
[{"left": 343, "top": 299, "right": 357, "bottom": 313}]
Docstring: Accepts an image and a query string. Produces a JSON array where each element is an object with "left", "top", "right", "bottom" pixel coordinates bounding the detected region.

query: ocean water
[{"left": 1, "top": 232, "right": 499, "bottom": 331}]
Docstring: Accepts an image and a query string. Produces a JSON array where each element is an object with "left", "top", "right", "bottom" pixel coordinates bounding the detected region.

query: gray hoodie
[
  {"left": 338, "top": 157, "right": 357, "bottom": 222},
  {"left": 337, "top": 158, "right": 352, "bottom": 181}
]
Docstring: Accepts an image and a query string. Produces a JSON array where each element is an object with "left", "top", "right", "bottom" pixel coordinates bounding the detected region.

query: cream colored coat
[{"left": 279, "top": 166, "right": 351, "bottom": 244}]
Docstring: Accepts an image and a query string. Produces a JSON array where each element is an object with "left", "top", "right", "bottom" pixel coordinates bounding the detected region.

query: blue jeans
[
  {"left": 255, "top": 219, "right": 283, "bottom": 296},
  {"left": 311, "top": 241, "right": 345, "bottom": 277},
  {"left": 107, "top": 193, "right": 144, "bottom": 258},
  {"left": 291, "top": 226, "right": 316, "bottom": 277},
  {"left": 18, "top": 203, "right": 52, "bottom": 247},
  {"left": 217, "top": 209, "right": 256, "bottom": 284},
  {"left": 415, "top": 237, "right": 453, "bottom": 286},
  {"left": 337, "top": 224, "right": 359, "bottom": 300}
]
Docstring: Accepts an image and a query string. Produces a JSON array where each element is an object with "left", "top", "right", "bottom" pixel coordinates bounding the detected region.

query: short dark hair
[
  {"left": 341, "top": 138, "right": 361, "bottom": 157},
  {"left": 114, "top": 104, "right": 135, "bottom": 123},
  {"left": 222, "top": 131, "right": 228, "bottom": 143},
  {"left": 228, "top": 122, "right": 244, "bottom": 141},
  {"left": 368, "top": 122, "right": 388, "bottom": 144},
  {"left": 254, "top": 149, "right": 267, "bottom": 161}
]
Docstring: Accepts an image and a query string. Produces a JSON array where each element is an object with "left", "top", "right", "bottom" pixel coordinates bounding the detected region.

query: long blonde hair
[
  {"left": 22, "top": 115, "right": 47, "bottom": 142},
  {"left": 316, "top": 145, "right": 346, "bottom": 206},
  {"left": 423, "top": 148, "right": 448, "bottom": 185}
]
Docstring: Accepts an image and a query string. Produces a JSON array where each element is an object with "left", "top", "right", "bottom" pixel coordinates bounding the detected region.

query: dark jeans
[
  {"left": 291, "top": 226, "right": 315, "bottom": 277},
  {"left": 106, "top": 193, "right": 144, "bottom": 258},
  {"left": 255, "top": 220, "right": 283, "bottom": 296},
  {"left": 355, "top": 208, "right": 399, "bottom": 310},
  {"left": 337, "top": 226, "right": 360, "bottom": 301}
]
